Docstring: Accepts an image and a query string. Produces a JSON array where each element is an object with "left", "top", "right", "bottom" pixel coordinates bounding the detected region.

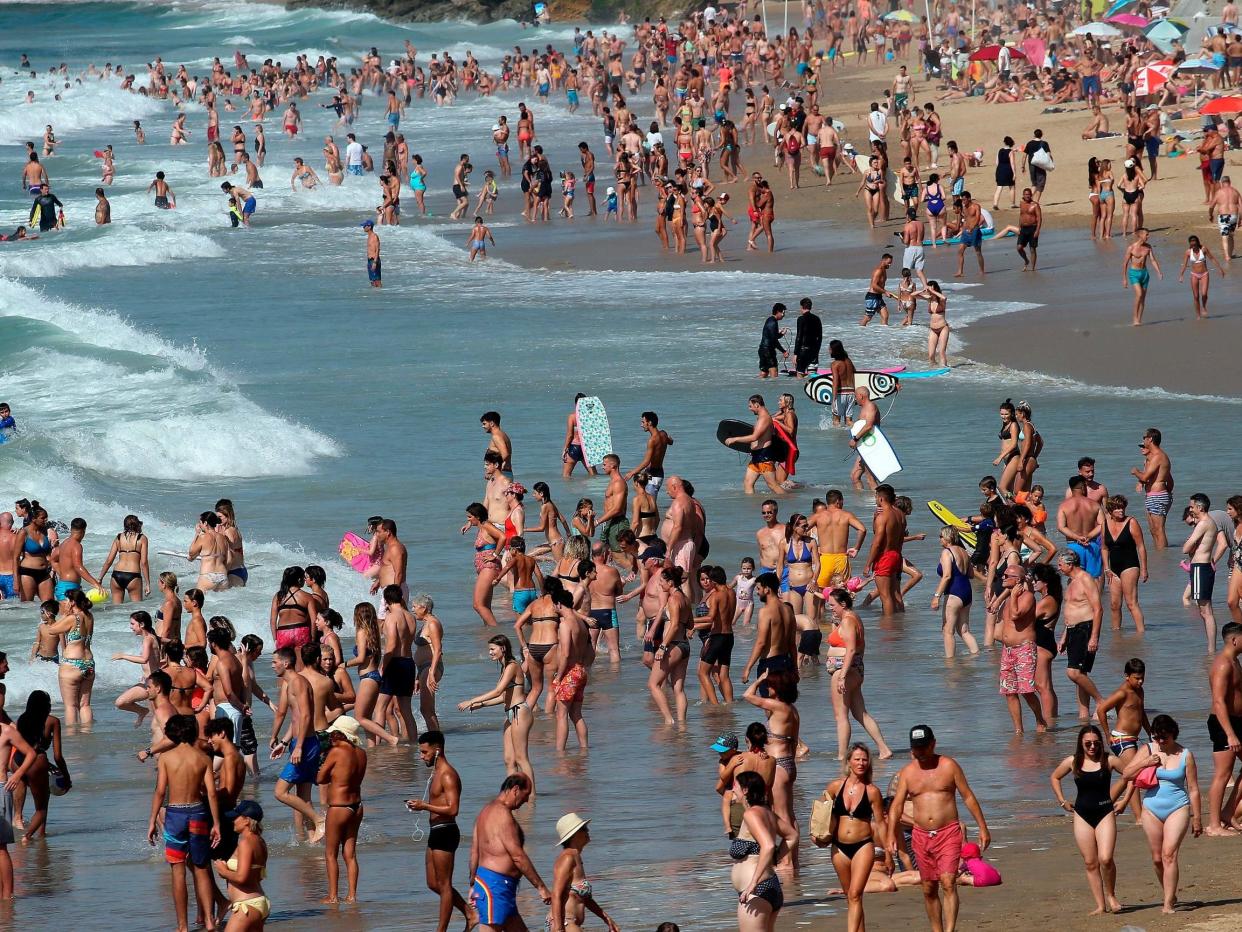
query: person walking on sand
[
  {"left": 1050, "top": 725, "right": 1132, "bottom": 915},
  {"left": 953, "top": 192, "right": 985, "bottom": 279},
  {"left": 1122, "top": 228, "right": 1161, "bottom": 325},
  {"left": 1177, "top": 235, "right": 1226, "bottom": 320},
  {"left": 1209, "top": 175, "right": 1241, "bottom": 262},
  {"left": 888, "top": 724, "right": 991, "bottom": 932},
  {"left": 362, "top": 219, "right": 381, "bottom": 288}
]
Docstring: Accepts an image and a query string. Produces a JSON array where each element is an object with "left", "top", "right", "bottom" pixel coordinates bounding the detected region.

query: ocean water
[{"left": 2, "top": 3, "right": 1241, "bottom": 928}]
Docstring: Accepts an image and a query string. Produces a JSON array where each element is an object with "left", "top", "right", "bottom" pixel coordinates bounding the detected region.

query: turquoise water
[{"left": 2, "top": 2, "right": 1241, "bottom": 927}]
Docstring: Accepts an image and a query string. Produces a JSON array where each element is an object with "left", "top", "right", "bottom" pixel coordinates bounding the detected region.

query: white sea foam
[
  {"left": 0, "top": 227, "right": 224, "bottom": 278},
  {"left": 0, "top": 77, "right": 165, "bottom": 145}
]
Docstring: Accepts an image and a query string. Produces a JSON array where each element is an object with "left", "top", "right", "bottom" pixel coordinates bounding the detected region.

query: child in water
[
  {"left": 732, "top": 557, "right": 757, "bottom": 625},
  {"left": 605, "top": 185, "right": 619, "bottom": 219}
]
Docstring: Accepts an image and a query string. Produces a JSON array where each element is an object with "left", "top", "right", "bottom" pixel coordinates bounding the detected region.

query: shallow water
[{"left": 1, "top": 2, "right": 1240, "bottom": 928}]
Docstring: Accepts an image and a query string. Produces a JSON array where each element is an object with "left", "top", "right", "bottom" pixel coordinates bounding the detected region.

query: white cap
[
  {"left": 1124, "top": 158, "right": 1135, "bottom": 167},
  {"left": 606, "top": 186, "right": 615, "bottom": 195}
]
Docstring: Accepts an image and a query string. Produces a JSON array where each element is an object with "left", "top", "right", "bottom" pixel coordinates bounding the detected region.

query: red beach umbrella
[
  {"left": 1200, "top": 96, "right": 1242, "bottom": 115},
  {"left": 968, "top": 45, "right": 1028, "bottom": 62}
]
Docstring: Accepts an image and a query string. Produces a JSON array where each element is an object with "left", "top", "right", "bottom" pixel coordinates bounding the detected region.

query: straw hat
[
  {"left": 326, "top": 716, "right": 364, "bottom": 747},
  {"left": 555, "top": 812, "right": 591, "bottom": 845}
]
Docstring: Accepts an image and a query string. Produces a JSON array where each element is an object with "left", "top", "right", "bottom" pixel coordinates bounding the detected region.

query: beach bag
[
  {"left": 1031, "top": 147, "right": 1055, "bottom": 172},
  {"left": 809, "top": 798, "right": 834, "bottom": 847},
  {"left": 1134, "top": 743, "right": 1159, "bottom": 790}
]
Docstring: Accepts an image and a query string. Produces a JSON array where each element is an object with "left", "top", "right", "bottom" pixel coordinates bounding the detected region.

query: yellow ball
[{"left": 86, "top": 588, "right": 107, "bottom": 605}]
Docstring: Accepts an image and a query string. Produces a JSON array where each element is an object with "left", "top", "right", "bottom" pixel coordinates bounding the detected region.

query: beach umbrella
[
  {"left": 1107, "top": 12, "right": 1151, "bottom": 29},
  {"left": 1144, "top": 20, "right": 1188, "bottom": 45},
  {"left": 883, "top": 9, "right": 918, "bottom": 22},
  {"left": 1200, "top": 96, "right": 1242, "bottom": 115},
  {"left": 1177, "top": 58, "right": 1223, "bottom": 74},
  {"left": 1071, "top": 22, "right": 1123, "bottom": 37},
  {"left": 1134, "top": 63, "right": 1175, "bottom": 96},
  {"left": 967, "top": 45, "right": 1028, "bottom": 62},
  {"left": 1104, "top": 0, "right": 1140, "bottom": 16}
]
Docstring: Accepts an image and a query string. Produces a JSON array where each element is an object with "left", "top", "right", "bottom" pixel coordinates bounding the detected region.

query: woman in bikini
[
  {"left": 527, "top": 481, "right": 571, "bottom": 560},
  {"left": 344, "top": 602, "right": 398, "bottom": 746},
  {"left": 630, "top": 473, "right": 660, "bottom": 542},
  {"left": 214, "top": 801, "right": 270, "bottom": 927},
  {"left": 993, "top": 398, "right": 1022, "bottom": 496},
  {"left": 216, "top": 498, "right": 247, "bottom": 587},
  {"left": 821, "top": 743, "right": 889, "bottom": 932},
  {"left": 549, "top": 813, "right": 619, "bottom": 932},
  {"left": 13, "top": 690, "right": 69, "bottom": 840},
  {"left": 915, "top": 280, "right": 949, "bottom": 367},
  {"left": 155, "top": 571, "right": 183, "bottom": 642},
  {"left": 1093, "top": 158, "right": 1115, "bottom": 239},
  {"left": 315, "top": 607, "right": 345, "bottom": 666},
  {"left": 743, "top": 669, "right": 801, "bottom": 866},
  {"left": 113, "top": 610, "right": 164, "bottom": 722},
  {"left": 731, "top": 770, "right": 790, "bottom": 931},
  {"left": 856, "top": 155, "right": 884, "bottom": 229},
  {"left": 305, "top": 565, "right": 330, "bottom": 614},
  {"left": 774, "top": 514, "right": 818, "bottom": 617},
  {"left": 1014, "top": 400, "right": 1045, "bottom": 492},
  {"left": 411, "top": 594, "right": 445, "bottom": 731},
  {"left": 269, "top": 566, "right": 319, "bottom": 660},
  {"left": 825, "top": 588, "right": 892, "bottom": 763},
  {"left": 189, "top": 511, "right": 230, "bottom": 591},
  {"left": 1178, "top": 234, "right": 1226, "bottom": 320},
  {"left": 458, "top": 634, "right": 535, "bottom": 791},
  {"left": 669, "top": 183, "right": 688, "bottom": 254},
  {"left": 15, "top": 507, "right": 55, "bottom": 602},
  {"left": 49, "top": 590, "right": 96, "bottom": 725},
  {"left": 515, "top": 578, "right": 563, "bottom": 713},
  {"left": 690, "top": 187, "right": 709, "bottom": 259},
  {"left": 648, "top": 566, "right": 691, "bottom": 725},
  {"left": 182, "top": 588, "right": 207, "bottom": 649},
  {"left": 1118, "top": 160, "right": 1146, "bottom": 236}
]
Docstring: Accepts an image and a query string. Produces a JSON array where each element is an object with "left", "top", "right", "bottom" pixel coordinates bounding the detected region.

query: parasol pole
[
  {"left": 762, "top": 0, "right": 768, "bottom": 37},
  {"left": 783, "top": 0, "right": 788, "bottom": 39}
]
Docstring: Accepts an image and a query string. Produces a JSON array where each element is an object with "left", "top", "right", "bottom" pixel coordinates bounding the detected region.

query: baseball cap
[
  {"left": 360, "top": 219, "right": 374, "bottom": 228},
  {"left": 710, "top": 732, "right": 739, "bottom": 753},
  {"left": 909, "top": 724, "right": 935, "bottom": 748},
  {"left": 224, "top": 799, "right": 265, "bottom": 822}
]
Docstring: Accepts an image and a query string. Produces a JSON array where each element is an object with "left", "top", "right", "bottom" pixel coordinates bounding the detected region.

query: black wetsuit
[
  {"left": 29, "top": 192, "right": 63, "bottom": 232},
  {"left": 759, "top": 315, "right": 786, "bottom": 371},
  {"left": 793, "top": 309, "right": 823, "bottom": 375}
]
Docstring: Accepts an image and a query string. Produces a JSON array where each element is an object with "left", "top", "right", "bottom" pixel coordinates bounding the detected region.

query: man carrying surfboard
[
  {"left": 849, "top": 388, "right": 881, "bottom": 491},
  {"left": 723, "top": 395, "right": 785, "bottom": 495}
]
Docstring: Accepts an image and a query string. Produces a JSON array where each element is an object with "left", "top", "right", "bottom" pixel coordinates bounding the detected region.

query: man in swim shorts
[
  {"left": 889, "top": 725, "right": 990, "bottom": 932},
  {"left": 0, "top": 512, "right": 17, "bottom": 600},
  {"left": 362, "top": 219, "right": 382, "bottom": 288},
  {"left": 1059, "top": 550, "right": 1105, "bottom": 719},
  {"left": 1184, "top": 493, "right": 1227, "bottom": 652},
  {"left": 270, "top": 647, "right": 326, "bottom": 841},
  {"left": 810, "top": 490, "right": 866, "bottom": 590},
  {"left": 1058, "top": 476, "right": 1104, "bottom": 580},
  {"left": 470, "top": 773, "right": 549, "bottom": 931},
  {"left": 861, "top": 253, "right": 894, "bottom": 326},
  {"left": 1131, "top": 427, "right": 1174, "bottom": 548},
  {"left": 866, "top": 485, "right": 906, "bottom": 614},
  {"left": 1122, "top": 227, "right": 1162, "bottom": 325},
  {"left": 1206, "top": 623, "right": 1242, "bottom": 835}
]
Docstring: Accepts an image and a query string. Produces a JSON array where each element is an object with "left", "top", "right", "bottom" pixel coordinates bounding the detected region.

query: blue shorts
[
  {"left": 242, "top": 196, "right": 256, "bottom": 216},
  {"left": 367, "top": 257, "right": 381, "bottom": 282},
  {"left": 1081, "top": 75, "right": 1101, "bottom": 97},
  {"left": 1211, "top": 158, "right": 1225, "bottom": 182},
  {"left": 278, "top": 734, "right": 322, "bottom": 785},
  {"left": 0, "top": 574, "right": 14, "bottom": 599},
  {"left": 567, "top": 90, "right": 579, "bottom": 105},
  {"left": 54, "top": 580, "right": 81, "bottom": 601},
  {"left": 538, "top": 83, "right": 550, "bottom": 96},
  {"left": 347, "top": 164, "right": 364, "bottom": 176},
  {"left": 951, "top": 176, "right": 965, "bottom": 196},
  {"left": 1145, "top": 136, "right": 1160, "bottom": 159},
  {"left": 513, "top": 588, "right": 539, "bottom": 614},
  {"left": 1069, "top": 537, "right": 1103, "bottom": 579},
  {"left": 387, "top": 112, "right": 400, "bottom": 126},
  {"left": 589, "top": 608, "right": 618, "bottom": 631},
  {"left": 960, "top": 227, "right": 983, "bottom": 248},
  {"left": 472, "top": 866, "right": 519, "bottom": 926},
  {"left": 163, "top": 802, "right": 211, "bottom": 866}
]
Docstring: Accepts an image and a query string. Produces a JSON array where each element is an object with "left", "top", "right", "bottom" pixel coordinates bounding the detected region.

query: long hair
[{"left": 1073, "top": 724, "right": 1106, "bottom": 777}]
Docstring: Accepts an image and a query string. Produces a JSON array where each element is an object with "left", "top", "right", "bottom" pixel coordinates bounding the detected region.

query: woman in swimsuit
[
  {"left": 774, "top": 514, "right": 818, "bottom": 617},
  {"left": 253, "top": 125, "right": 266, "bottom": 166},
  {"left": 1013, "top": 504, "right": 1057, "bottom": 565},
  {"left": 1051, "top": 725, "right": 1130, "bottom": 915},
  {"left": 730, "top": 770, "right": 790, "bottom": 930},
  {"left": 630, "top": 473, "right": 660, "bottom": 541},
  {"left": 316, "top": 607, "right": 345, "bottom": 667},
  {"left": 15, "top": 507, "right": 55, "bottom": 602},
  {"left": 743, "top": 669, "right": 800, "bottom": 860},
  {"left": 931, "top": 528, "right": 979, "bottom": 658},
  {"left": 345, "top": 602, "right": 398, "bottom": 747},
  {"left": 32, "top": 601, "right": 62, "bottom": 665},
  {"left": 214, "top": 803, "right": 270, "bottom": 926},
  {"left": 1030, "top": 563, "right": 1062, "bottom": 720},
  {"left": 773, "top": 393, "right": 799, "bottom": 485},
  {"left": 182, "top": 588, "right": 207, "bottom": 649},
  {"left": 515, "top": 578, "right": 563, "bottom": 713},
  {"left": 12, "top": 690, "right": 68, "bottom": 840},
  {"left": 1120, "top": 714, "right": 1203, "bottom": 914},
  {"left": 112, "top": 610, "right": 163, "bottom": 722},
  {"left": 306, "top": 564, "right": 330, "bottom": 613},
  {"left": 154, "top": 571, "right": 183, "bottom": 643},
  {"left": 916, "top": 280, "right": 950, "bottom": 368},
  {"left": 825, "top": 589, "right": 892, "bottom": 763},
  {"left": 526, "top": 481, "right": 571, "bottom": 560},
  {"left": 1178, "top": 234, "right": 1226, "bottom": 320},
  {"left": 190, "top": 511, "right": 230, "bottom": 592},
  {"left": 992, "top": 398, "right": 1022, "bottom": 496},
  {"left": 269, "top": 566, "right": 319, "bottom": 660},
  {"left": 856, "top": 155, "right": 884, "bottom": 229},
  {"left": 216, "top": 499, "right": 247, "bottom": 587},
  {"left": 1118, "top": 161, "right": 1146, "bottom": 236},
  {"left": 409, "top": 153, "right": 428, "bottom": 214},
  {"left": 549, "top": 815, "right": 620, "bottom": 932},
  {"left": 1100, "top": 495, "right": 1148, "bottom": 634},
  {"left": 410, "top": 594, "right": 445, "bottom": 731},
  {"left": 1013, "top": 401, "right": 1044, "bottom": 492},
  {"left": 821, "top": 743, "right": 889, "bottom": 932},
  {"left": 47, "top": 590, "right": 95, "bottom": 725},
  {"left": 458, "top": 634, "right": 535, "bottom": 792},
  {"left": 923, "top": 172, "right": 947, "bottom": 245},
  {"left": 690, "top": 188, "right": 709, "bottom": 259},
  {"left": 570, "top": 499, "right": 596, "bottom": 539},
  {"left": 1093, "top": 158, "right": 1115, "bottom": 239},
  {"left": 648, "top": 566, "right": 691, "bottom": 724}
]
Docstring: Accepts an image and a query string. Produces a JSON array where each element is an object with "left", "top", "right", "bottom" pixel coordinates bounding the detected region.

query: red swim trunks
[
  {"left": 912, "top": 820, "right": 963, "bottom": 883},
  {"left": 873, "top": 549, "right": 902, "bottom": 578},
  {"left": 553, "top": 664, "right": 587, "bottom": 703}
]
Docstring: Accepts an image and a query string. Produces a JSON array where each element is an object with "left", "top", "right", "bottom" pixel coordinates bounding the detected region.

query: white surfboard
[
  {"left": 575, "top": 396, "right": 613, "bottom": 467},
  {"left": 851, "top": 421, "right": 902, "bottom": 482}
]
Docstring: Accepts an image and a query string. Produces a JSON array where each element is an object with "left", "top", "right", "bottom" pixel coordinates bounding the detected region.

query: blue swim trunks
[
  {"left": 387, "top": 111, "right": 400, "bottom": 126},
  {"left": 278, "top": 733, "right": 322, "bottom": 785},
  {"left": 164, "top": 802, "right": 211, "bottom": 866},
  {"left": 54, "top": 580, "right": 81, "bottom": 601},
  {"left": 1069, "top": 536, "right": 1103, "bottom": 579},
  {"left": 1127, "top": 266, "right": 1150, "bottom": 288},
  {"left": 347, "top": 164, "right": 364, "bottom": 176},
  {"left": 367, "top": 257, "right": 381, "bottom": 283},
  {"left": 242, "top": 196, "right": 257, "bottom": 217},
  {"left": 472, "top": 866, "right": 519, "bottom": 927},
  {"left": 512, "top": 588, "right": 539, "bottom": 614},
  {"left": 951, "top": 176, "right": 965, "bottom": 196},
  {"left": 567, "top": 89, "right": 579, "bottom": 105},
  {"left": 0, "top": 574, "right": 15, "bottom": 599},
  {"left": 960, "top": 227, "right": 984, "bottom": 248}
]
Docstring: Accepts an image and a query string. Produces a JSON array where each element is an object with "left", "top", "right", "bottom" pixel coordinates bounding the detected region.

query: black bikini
[{"left": 831, "top": 782, "right": 875, "bottom": 858}]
